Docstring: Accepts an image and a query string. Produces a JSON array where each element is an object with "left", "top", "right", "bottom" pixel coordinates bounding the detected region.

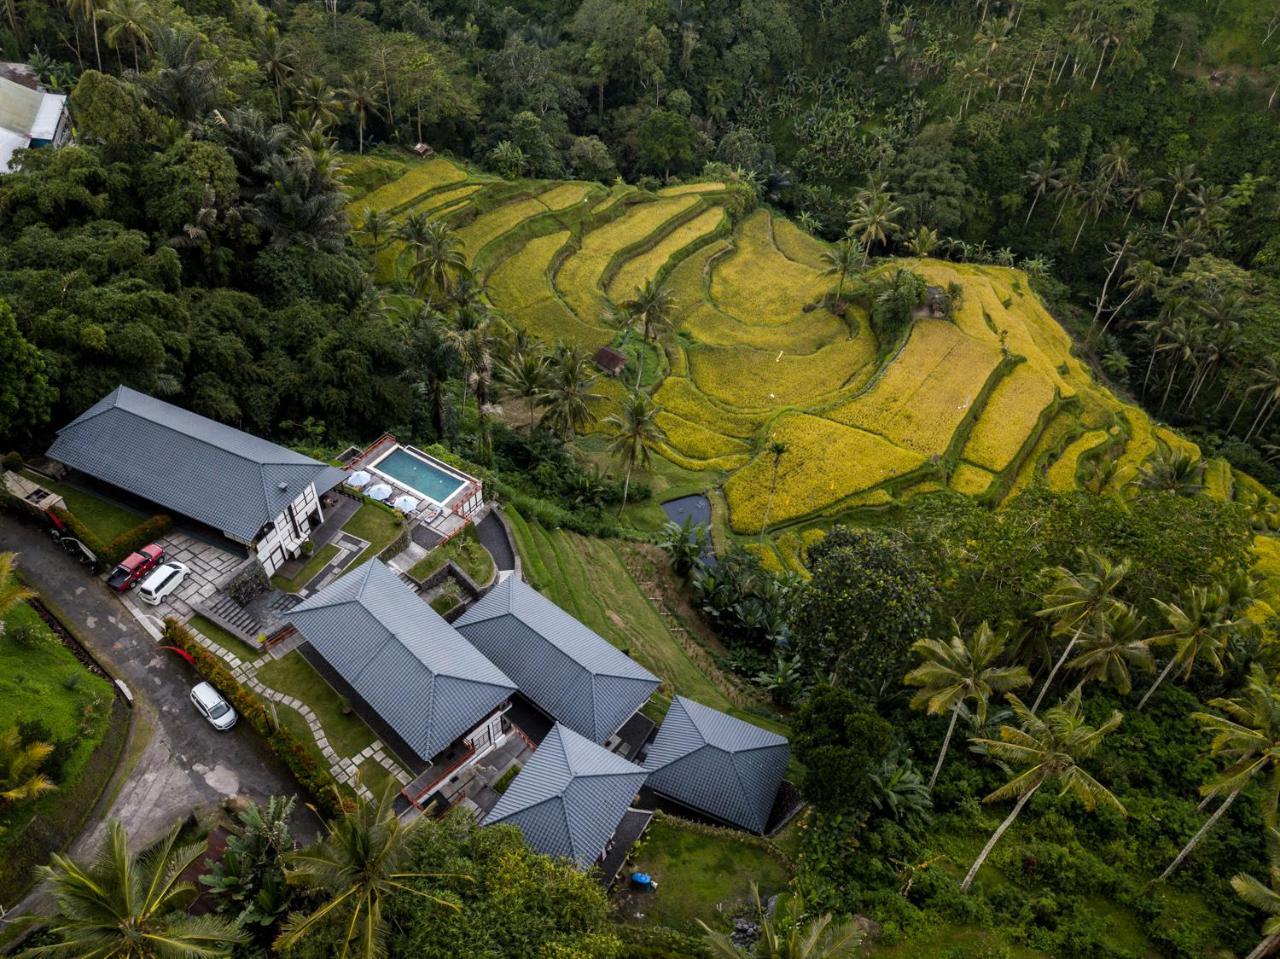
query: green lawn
[
  {"left": 270, "top": 543, "right": 339, "bottom": 594},
  {"left": 343, "top": 503, "right": 405, "bottom": 569},
  {"left": 618, "top": 816, "right": 793, "bottom": 934},
  {"left": 358, "top": 758, "right": 404, "bottom": 799},
  {"left": 188, "top": 614, "right": 260, "bottom": 660},
  {"left": 409, "top": 526, "right": 495, "bottom": 585},
  {"left": 21, "top": 469, "right": 147, "bottom": 542},
  {"left": 256, "top": 650, "right": 377, "bottom": 759}
]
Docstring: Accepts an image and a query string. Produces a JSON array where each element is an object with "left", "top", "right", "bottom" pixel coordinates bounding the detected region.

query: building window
[{"left": 286, "top": 503, "right": 302, "bottom": 539}]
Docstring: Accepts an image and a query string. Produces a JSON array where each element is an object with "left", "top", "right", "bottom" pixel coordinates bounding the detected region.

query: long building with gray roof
[
  {"left": 285, "top": 560, "right": 515, "bottom": 763},
  {"left": 454, "top": 577, "right": 660, "bottom": 743},
  {"left": 47, "top": 385, "right": 346, "bottom": 573},
  {"left": 483, "top": 723, "right": 647, "bottom": 868},
  {"left": 643, "top": 696, "right": 789, "bottom": 834}
]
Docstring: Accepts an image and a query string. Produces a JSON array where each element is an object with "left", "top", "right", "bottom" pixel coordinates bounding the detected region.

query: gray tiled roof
[
  {"left": 455, "top": 577, "right": 660, "bottom": 742},
  {"left": 483, "top": 723, "right": 647, "bottom": 867},
  {"left": 285, "top": 561, "right": 515, "bottom": 762},
  {"left": 47, "top": 386, "right": 346, "bottom": 541},
  {"left": 643, "top": 696, "right": 789, "bottom": 833}
]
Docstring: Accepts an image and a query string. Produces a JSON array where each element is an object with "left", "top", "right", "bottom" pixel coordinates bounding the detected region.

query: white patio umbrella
[
  {"left": 366, "top": 483, "right": 393, "bottom": 501},
  {"left": 392, "top": 494, "right": 419, "bottom": 513},
  {"left": 347, "top": 469, "right": 372, "bottom": 488}
]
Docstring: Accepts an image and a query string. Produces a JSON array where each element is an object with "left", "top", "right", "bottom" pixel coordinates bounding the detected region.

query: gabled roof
[
  {"left": 47, "top": 386, "right": 346, "bottom": 541},
  {"left": 285, "top": 561, "right": 515, "bottom": 762},
  {"left": 483, "top": 723, "right": 647, "bottom": 867},
  {"left": 455, "top": 577, "right": 660, "bottom": 742},
  {"left": 643, "top": 696, "right": 789, "bottom": 834}
]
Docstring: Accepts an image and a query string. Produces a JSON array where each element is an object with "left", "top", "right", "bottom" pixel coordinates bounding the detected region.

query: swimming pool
[{"left": 369, "top": 446, "right": 468, "bottom": 505}]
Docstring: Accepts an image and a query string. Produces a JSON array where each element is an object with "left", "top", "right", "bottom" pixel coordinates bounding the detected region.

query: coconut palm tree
[
  {"left": 255, "top": 29, "right": 294, "bottom": 121},
  {"left": 20, "top": 820, "right": 248, "bottom": 957},
  {"left": 0, "top": 726, "right": 55, "bottom": 806},
  {"left": 605, "top": 390, "right": 667, "bottom": 512},
  {"left": 498, "top": 347, "right": 551, "bottom": 437},
  {"left": 100, "top": 0, "right": 152, "bottom": 71},
  {"left": 66, "top": 0, "right": 105, "bottom": 70},
  {"left": 357, "top": 208, "right": 390, "bottom": 251},
  {"left": 820, "top": 239, "right": 860, "bottom": 305},
  {"left": 1066, "top": 602, "right": 1152, "bottom": 696},
  {"left": 293, "top": 75, "right": 343, "bottom": 130},
  {"left": 1032, "top": 550, "right": 1130, "bottom": 712},
  {"left": 1232, "top": 827, "right": 1280, "bottom": 959},
  {"left": 904, "top": 225, "right": 941, "bottom": 258},
  {"left": 758, "top": 440, "right": 789, "bottom": 537},
  {"left": 538, "top": 346, "right": 601, "bottom": 438},
  {"left": 905, "top": 621, "right": 1031, "bottom": 789},
  {"left": 847, "top": 181, "right": 904, "bottom": 265},
  {"left": 407, "top": 221, "right": 469, "bottom": 300},
  {"left": 1139, "top": 582, "right": 1242, "bottom": 710},
  {"left": 1162, "top": 163, "right": 1201, "bottom": 231},
  {"left": 1023, "top": 157, "right": 1064, "bottom": 224},
  {"left": 1134, "top": 445, "right": 1206, "bottom": 495},
  {"left": 275, "top": 787, "right": 461, "bottom": 958},
  {"left": 960, "top": 690, "right": 1125, "bottom": 893},
  {"left": 0, "top": 553, "right": 34, "bottom": 620},
  {"left": 699, "top": 884, "right": 864, "bottom": 958},
  {"left": 620, "top": 279, "right": 675, "bottom": 388},
  {"left": 1158, "top": 665, "right": 1280, "bottom": 880},
  {"left": 340, "top": 70, "right": 384, "bottom": 154}
]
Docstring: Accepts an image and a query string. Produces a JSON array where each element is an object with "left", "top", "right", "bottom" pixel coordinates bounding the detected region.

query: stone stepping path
[{"left": 187, "top": 624, "right": 409, "bottom": 805}]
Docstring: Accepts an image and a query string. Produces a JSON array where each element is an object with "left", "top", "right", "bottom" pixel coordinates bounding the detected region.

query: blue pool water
[{"left": 373, "top": 448, "right": 467, "bottom": 504}]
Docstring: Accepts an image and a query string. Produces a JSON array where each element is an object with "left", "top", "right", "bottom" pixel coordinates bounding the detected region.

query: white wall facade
[{"left": 253, "top": 482, "right": 323, "bottom": 575}]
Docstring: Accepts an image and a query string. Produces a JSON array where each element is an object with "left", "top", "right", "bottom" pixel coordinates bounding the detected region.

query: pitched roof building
[
  {"left": 285, "top": 560, "right": 515, "bottom": 764},
  {"left": 643, "top": 696, "right": 789, "bottom": 834},
  {"left": 47, "top": 386, "right": 347, "bottom": 573},
  {"left": 0, "top": 73, "right": 68, "bottom": 173},
  {"left": 455, "top": 577, "right": 660, "bottom": 743},
  {"left": 483, "top": 723, "right": 647, "bottom": 868}
]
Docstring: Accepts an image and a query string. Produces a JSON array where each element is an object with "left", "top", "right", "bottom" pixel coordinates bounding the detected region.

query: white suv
[
  {"left": 190, "top": 681, "right": 237, "bottom": 730},
  {"left": 137, "top": 561, "right": 190, "bottom": 606}
]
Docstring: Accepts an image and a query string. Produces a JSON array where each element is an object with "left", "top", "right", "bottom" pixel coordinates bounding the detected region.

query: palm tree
[
  {"left": 357, "top": 208, "right": 390, "bottom": 251},
  {"left": 904, "top": 225, "right": 941, "bottom": 258},
  {"left": 0, "top": 553, "right": 35, "bottom": 620},
  {"left": 758, "top": 440, "right": 789, "bottom": 537},
  {"left": 255, "top": 29, "right": 294, "bottom": 121},
  {"left": 1023, "top": 158, "right": 1063, "bottom": 224},
  {"left": 1139, "top": 583, "right": 1241, "bottom": 710},
  {"left": 407, "top": 221, "right": 469, "bottom": 299},
  {"left": 20, "top": 820, "right": 248, "bottom": 957},
  {"left": 905, "top": 621, "right": 1031, "bottom": 789},
  {"left": 340, "top": 70, "right": 384, "bottom": 154},
  {"left": 605, "top": 390, "right": 667, "bottom": 513},
  {"left": 538, "top": 346, "right": 601, "bottom": 438},
  {"left": 1032, "top": 550, "right": 1130, "bottom": 712},
  {"left": 275, "top": 787, "right": 461, "bottom": 958},
  {"left": 1098, "top": 138, "right": 1136, "bottom": 189},
  {"left": 1232, "top": 827, "right": 1280, "bottom": 959},
  {"left": 0, "top": 726, "right": 55, "bottom": 805},
  {"left": 498, "top": 347, "right": 551, "bottom": 437},
  {"left": 699, "top": 884, "right": 864, "bottom": 958},
  {"left": 1066, "top": 602, "right": 1152, "bottom": 695},
  {"left": 820, "top": 239, "right": 860, "bottom": 305},
  {"left": 1158, "top": 665, "right": 1280, "bottom": 880},
  {"left": 1239, "top": 356, "right": 1280, "bottom": 440},
  {"left": 1134, "top": 445, "right": 1206, "bottom": 495},
  {"left": 960, "top": 690, "right": 1125, "bottom": 893},
  {"left": 620, "top": 279, "right": 675, "bottom": 388},
  {"left": 847, "top": 181, "right": 904, "bottom": 265},
  {"left": 1162, "top": 163, "right": 1202, "bottom": 231},
  {"left": 100, "top": 0, "right": 152, "bottom": 71},
  {"left": 66, "top": 0, "right": 105, "bottom": 70},
  {"left": 294, "top": 75, "right": 343, "bottom": 130}
]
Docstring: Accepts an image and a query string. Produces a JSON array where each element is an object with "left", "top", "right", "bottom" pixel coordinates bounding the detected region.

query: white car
[
  {"left": 137, "top": 561, "right": 190, "bottom": 606},
  {"left": 190, "top": 681, "right": 237, "bottom": 730}
]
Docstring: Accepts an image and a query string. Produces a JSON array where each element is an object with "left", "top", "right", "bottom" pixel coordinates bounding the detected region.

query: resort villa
[
  {"left": 0, "top": 69, "right": 69, "bottom": 173},
  {"left": 47, "top": 386, "right": 347, "bottom": 575}
]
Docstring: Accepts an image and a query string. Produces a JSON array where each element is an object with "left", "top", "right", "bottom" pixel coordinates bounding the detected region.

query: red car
[{"left": 106, "top": 543, "right": 166, "bottom": 593}]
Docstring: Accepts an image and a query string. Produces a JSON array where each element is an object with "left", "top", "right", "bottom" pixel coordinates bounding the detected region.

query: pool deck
[{"left": 346, "top": 434, "right": 480, "bottom": 540}]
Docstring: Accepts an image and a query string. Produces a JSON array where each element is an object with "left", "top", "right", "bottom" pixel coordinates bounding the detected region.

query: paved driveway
[{"left": 0, "top": 520, "right": 317, "bottom": 888}]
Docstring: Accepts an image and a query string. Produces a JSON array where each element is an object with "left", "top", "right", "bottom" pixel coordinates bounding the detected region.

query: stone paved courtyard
[{"left": 120, "top": 530, "right": 244, "bottom": 635}]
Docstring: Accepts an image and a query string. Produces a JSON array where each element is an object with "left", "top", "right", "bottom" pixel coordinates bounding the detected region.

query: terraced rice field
[{"left": 348, "top": 154, "right": 1238, "bottom": 543}]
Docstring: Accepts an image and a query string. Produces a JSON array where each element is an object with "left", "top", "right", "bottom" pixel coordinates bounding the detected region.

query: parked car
[
  {"left": 58, "top": 534, "right": 99, "bottom": 569},
  {"left": 190, "top": 681, "right": 237, "bottom": 730},
  {"left": 137, "top": 561, "right": 189, "bottom": 606},
  {"left": 106, "top": 543, "right": 166, "bottom": 593}
]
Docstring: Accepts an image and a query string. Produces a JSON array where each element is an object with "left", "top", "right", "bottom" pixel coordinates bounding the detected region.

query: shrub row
[
  {"left": 50, "top": 507, "right": 172, "bottom": 567},
  {"left": 161, "top": 619, "right": 347, "bottom": 818}
]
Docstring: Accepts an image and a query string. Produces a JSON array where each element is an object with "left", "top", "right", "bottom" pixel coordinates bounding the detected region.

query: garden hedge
[{"left": 51, "top": 507, "right": 172, "bottom": 567}]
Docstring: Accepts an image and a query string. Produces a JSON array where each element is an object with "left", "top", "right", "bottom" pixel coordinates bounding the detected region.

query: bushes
[
  {"left": 160, "top": 619, "right": 346, "bottom": 818},
  {"left": 51, "top": 507, "right": 172, "bottom": 566}
]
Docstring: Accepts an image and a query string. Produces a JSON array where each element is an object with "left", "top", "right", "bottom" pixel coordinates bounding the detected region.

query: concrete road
[{"left": 1, "top": 517, "right": 318, "bottom": 908}]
